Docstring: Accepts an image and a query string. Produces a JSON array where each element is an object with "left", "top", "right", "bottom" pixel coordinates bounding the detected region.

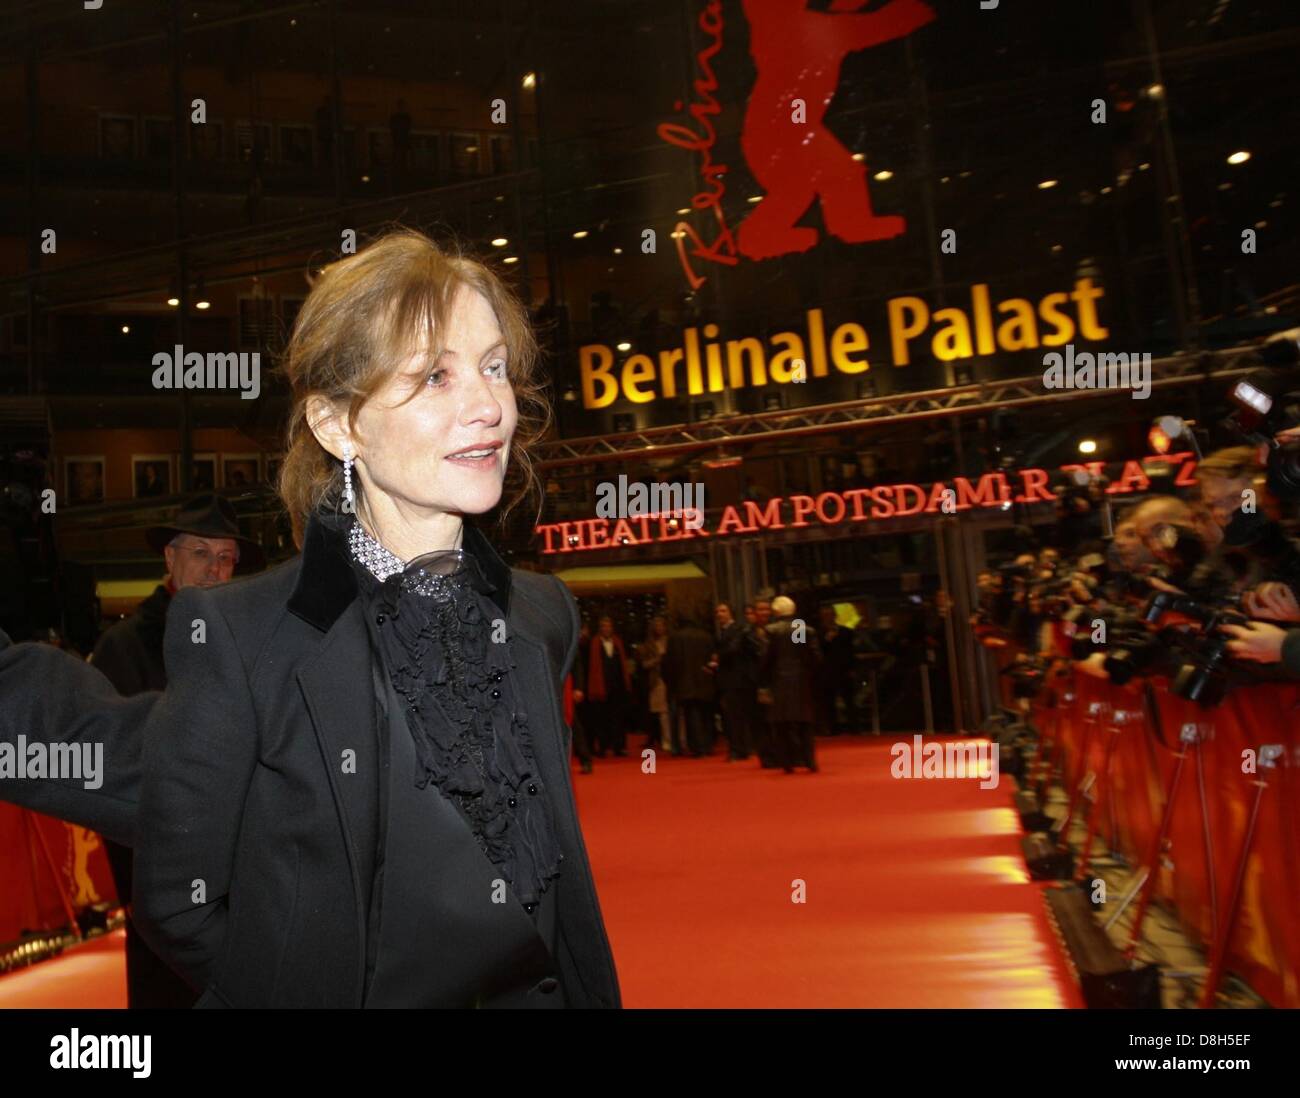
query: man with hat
[{"left": 90, "top": 492, "right": 264, "bottom": 1007}]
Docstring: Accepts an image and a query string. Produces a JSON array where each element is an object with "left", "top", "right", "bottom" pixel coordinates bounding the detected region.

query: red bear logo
[{"left": 738, "top": 0, "right": 936, "bottom": 261}]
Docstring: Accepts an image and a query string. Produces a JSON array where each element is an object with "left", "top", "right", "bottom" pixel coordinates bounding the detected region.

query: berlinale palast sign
[{"left": 578, "top": 278, "right": 1108, "bottom": 409}]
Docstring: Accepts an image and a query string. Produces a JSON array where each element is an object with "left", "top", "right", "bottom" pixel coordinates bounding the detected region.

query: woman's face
[{"left": 352, "top": 286, "right": 517, "bottom": 519}]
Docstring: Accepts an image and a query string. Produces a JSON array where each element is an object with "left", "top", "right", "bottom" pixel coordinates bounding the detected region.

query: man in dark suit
[
  {"left": 663, "top": 608, "right": 717, "bottom": 756},
  {"left": 712, "top": 602, "right": 753, "bottom": 760},
  {"left": 89, "top": 493, "right": 264, "bottom": 1009}
]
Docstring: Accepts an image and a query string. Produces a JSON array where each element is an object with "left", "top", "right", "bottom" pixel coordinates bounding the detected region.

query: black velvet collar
[{"left": 287, "top": 508, "right": 512, "bottom": 633}]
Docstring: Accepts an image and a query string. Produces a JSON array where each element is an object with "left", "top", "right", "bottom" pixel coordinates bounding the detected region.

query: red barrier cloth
[
  {"left": 0, "top": 806, "right": 118, "bottom": 943},
  {"left": 1056, "top": 672, "right": 1300, "bottom": 1007}
]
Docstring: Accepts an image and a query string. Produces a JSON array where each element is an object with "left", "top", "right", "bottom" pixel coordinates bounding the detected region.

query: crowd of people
[
  {"left": 975, "top": 441, "right": 1300, "bottom": 700},
  {"left": 565, "top": 596, "right": 919, "bottom": 774}
]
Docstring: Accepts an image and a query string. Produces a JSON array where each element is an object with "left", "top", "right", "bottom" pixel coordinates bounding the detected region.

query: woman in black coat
[{"left": 0, "top": 228, "right": 620, "bottom": 1009}]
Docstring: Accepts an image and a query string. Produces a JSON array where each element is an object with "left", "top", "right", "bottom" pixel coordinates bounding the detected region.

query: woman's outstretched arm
[
  {"left": 0, "top": 626, "right": 156, "bottom": 846},
  {"left": 131, "top": 586, "right": 260, "bottom": 993}
]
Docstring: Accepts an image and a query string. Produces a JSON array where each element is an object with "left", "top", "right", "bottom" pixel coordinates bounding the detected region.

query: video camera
[{"left": 1141, "top": 589, "right": 1250, "bottom": 706}]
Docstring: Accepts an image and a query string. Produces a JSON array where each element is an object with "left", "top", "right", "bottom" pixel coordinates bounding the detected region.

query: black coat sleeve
[
  {"left": 131, "top": 585, "right": 261, "bottom": 994},
  {"left": 90, "top": 624, "right": 145, "bottom": 697},
  {"left": 0, "top": 626, "right": 156, "bottom": 846}
]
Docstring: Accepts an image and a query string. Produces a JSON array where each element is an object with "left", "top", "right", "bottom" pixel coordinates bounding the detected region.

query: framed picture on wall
[
  {"left": 187, "top": 452, "right": 217, "bottom": 492},
  {"left": 221, "top": 453, "right": 261, "bottom": 489},
  {"left": 265, "top": 455, "right": 283, "bottom": 488},
  {"left": 64, "top": 455, "right": 106, "bottom": 506},
  {"left": 133, "top": 454, "right": 173, "bottom": 499},
  {"left": 99, "top": 114, "right": 137, "bottom": 160}
]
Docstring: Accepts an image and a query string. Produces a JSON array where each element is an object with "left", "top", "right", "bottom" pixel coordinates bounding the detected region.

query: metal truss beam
[{"left": 536, "top": 347, "right": 1254, "bottom": 469}]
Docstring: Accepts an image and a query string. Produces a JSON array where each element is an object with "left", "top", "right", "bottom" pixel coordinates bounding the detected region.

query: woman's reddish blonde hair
[{"left": 276, "top": 227, "right": 550, "bottom": 546}]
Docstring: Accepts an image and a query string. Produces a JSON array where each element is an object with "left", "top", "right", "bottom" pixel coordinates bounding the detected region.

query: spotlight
[
  {"left": 1078, "top": 439, "right": 1097, "bottom": 454},
  {"left": 1149, "top": 415, "right": 1195, "bottom": 456},
  {"left": 1226, "top": 150, "right": 1251, "bottom": 165},
  {"left": 491, "top": 237, "right": 508, "bottom": 247}
]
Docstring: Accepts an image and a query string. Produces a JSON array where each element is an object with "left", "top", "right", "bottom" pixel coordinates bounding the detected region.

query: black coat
[
  {"left": 714, "top": 620, "right": 751, "bottom": 692},
  {"left": 90, "top": 584, "right": 170, "bottom": 696},
  {"left": 664, "top": 624, "right": 716, "bottom": 702},
  {"left": 759, "top": 617, "right": 821, "bottom": 724},
  {"left": 0, "top": 509, "right": 621, "bottom": 1009}
]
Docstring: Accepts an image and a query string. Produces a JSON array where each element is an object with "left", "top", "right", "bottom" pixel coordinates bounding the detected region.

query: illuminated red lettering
[
  {"left": 894, "top": 484, "right": 926, "bottom": 517},
  {"left": 790, "top": 495, "right": 816, "bottom": 527},
  {"left": 814, "top": 491, "right": 846, "bottom": 524},
  {"left": 744, "top": 498, "right": 785, "bottom": 530},
  {"left": 1016, "top": 468, "right": 1056, "bottom": 503}
]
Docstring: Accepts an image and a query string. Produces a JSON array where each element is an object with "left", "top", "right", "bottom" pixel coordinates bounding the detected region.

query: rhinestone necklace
[{"left": 347, "top": 516, "right": 465, "bottom": 597}]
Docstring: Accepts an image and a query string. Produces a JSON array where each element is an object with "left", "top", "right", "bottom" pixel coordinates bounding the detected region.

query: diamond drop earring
[{"left": 342, "top": 443, "right": 355, "bottom": 512}]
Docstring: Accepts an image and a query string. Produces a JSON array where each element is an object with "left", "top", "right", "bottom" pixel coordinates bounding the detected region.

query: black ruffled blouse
[{"left": 348, "top": 519, "right": 563, "bottom": 911}]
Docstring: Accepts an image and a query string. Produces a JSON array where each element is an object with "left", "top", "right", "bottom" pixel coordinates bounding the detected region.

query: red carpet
[
  {"left": 0, "top": 929, "right": 127, "bottom": 1009},
  {"left": 1, "top": 735, "right": 1080, "bottom": 1008},
  {"left": 573, "top": 735, "right": 1083, "bottom": 1008}
]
